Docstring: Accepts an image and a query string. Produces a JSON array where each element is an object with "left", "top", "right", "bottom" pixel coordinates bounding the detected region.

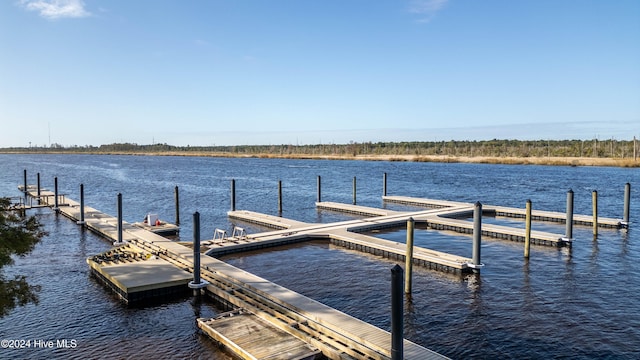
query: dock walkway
[
  {"left": 223, "top": 208, "right": 473, "bottom": 272},
  {"left": 384, "top": 195, "right": 622, "bottom": 228},
  {"left": 197, "top": 310, "right": 320, "bottom": 360},
  {"left": 26, "top": 187, "right": 448, "bottom": 359}
]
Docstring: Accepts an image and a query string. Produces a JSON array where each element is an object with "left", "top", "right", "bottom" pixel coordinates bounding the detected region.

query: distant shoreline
[{"left": 1, "top": 149, "right": 638, "bottom": 167}]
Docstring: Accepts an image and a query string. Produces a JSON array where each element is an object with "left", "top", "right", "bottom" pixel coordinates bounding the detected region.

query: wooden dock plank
[
  {"left": 200, "top": 256, "right": 449, "bottom": 359},
  {"left": 197, "top": 312, "right": 320, "bottom": 360},
  {"left": 91, "top": 258, "right": 192, "bottom": 293}
]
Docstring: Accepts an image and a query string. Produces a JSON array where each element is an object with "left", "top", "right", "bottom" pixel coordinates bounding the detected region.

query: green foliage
[
  {"left": 1, "top": 138, "right": 638, "bottom": 161},
  {"left": 0, "top": 197, "right": 47, "bottom": 317},
  {"left": 0, "top": 275, "right": 41, "bottom": 317}
]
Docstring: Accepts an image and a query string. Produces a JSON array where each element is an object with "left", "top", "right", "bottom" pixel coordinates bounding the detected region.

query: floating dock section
[
  {"left": 384, "top": 195, "right": 623, "bottom": 229},
  {"left": 223, "top": 208, "right": 474, "bottom": 274},
  {"left": 197, "top": 309, "right": 320, "bottom": 360},
  {"left": 87, "top": 245, "right": 192, "bottom": 303},
  {"left": 315, "top": 201, "right": 567, "bottom": 247}
]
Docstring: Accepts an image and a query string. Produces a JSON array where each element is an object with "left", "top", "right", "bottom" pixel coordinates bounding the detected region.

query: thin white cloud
[
  {"left": 409, "top": 0, "right": 449, "bottom": 23},
  {"left": 19, "top": 0, "right": 91, "bottom": 19}
]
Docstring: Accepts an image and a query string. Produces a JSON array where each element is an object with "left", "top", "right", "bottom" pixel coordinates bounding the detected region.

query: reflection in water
[{"left": 590, "top": 236, "right": 599, "bottom": 265}]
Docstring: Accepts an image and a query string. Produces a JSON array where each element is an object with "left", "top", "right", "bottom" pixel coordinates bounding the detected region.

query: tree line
[{"left": 5, "top": 138, "right": 639, "bottom": 159}]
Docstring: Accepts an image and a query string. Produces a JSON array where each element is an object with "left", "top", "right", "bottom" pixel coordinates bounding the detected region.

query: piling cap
[{"left": 391, "top": 264, "right": 403, "bottom": 274}]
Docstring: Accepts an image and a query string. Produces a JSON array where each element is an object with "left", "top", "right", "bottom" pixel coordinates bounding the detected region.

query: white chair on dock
[
  {"left": 213, "top": 228, "right": 227, "bottom": 243},
  {"left": 232, "top": 226, "right": 247, "bottom": 241}
]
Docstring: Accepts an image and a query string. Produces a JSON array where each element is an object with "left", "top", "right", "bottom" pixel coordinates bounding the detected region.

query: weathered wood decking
[
  {"left": 87, "top": 245, "right": 192, "bottom": 303},
  {"left": 197, "top": 310, "right": 320, "bottom": 360}
]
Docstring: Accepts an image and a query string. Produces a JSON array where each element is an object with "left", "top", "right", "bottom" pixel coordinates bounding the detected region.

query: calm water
[{"left": 0, "top": 154, "right": 638, "bottom": 359}]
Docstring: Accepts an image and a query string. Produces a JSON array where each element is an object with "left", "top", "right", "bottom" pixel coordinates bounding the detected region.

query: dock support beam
[
  {"left": 472, "top": 201, "right": 483, "bottom": 272},
  {"left": 115, "top": 193, "right": 124, "bottom": 245},
  {"left": 317, "top": 176, "right": 321, "bottom": 203},
  {"left": 77, "top": 184, "right": 85, "bottom": 225},
  {"left": 353, "top": 177, "right": 357, "bottom": 205},
  {"left": 405, "top": 218, "right": 414, "bottom": 296},
  {"left": 623, "top": 182, "right": 630, "bottom": 227},
  {"left": 565, "top": 189, "right": 574, "bottom": 240},
  {"left": 391, "top": 264, "right": 404, "bottom": 360},
  {"left": 592, "top": 190, "right": 598, "bottom": 237},
  {"left": 53, "top": 177, "right": 59, "bottom": 212},
  {"left": 278, "top": 180, "right": 283, "bottom": 214},
  {"left": 174, "top": 186, "right": 180, "bottom": 226},
  {"left": 383, "top": 172, "right": 387, "bottom": 197},
  {"left": 231, "top": 179, "right": 236, "bottom": 212},
  {"left": 524, "top": 200, "right": 532, "bottom": 259}
]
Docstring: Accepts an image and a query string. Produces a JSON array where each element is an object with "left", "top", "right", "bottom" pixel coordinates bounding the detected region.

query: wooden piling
[
  {"left": 174, "top": 186, "right": 180, "bottom": 226},
  {"left": 623, "top": 182, "right": 630, "bottom": 226},
  {"left": 592, "top": 190, "right": 598, "bottom": 236},
  {"left": 565, "top": 189, "right": 574, "bottom": 240},
  {"left": 472, "top": 202, "right": 482, "bottom": 270},
  {"left": 524, "top": 200, "right": 532, "bottom": 258},
  {"left": 317, "top": 176, "right": 321, "bottom": 203},
  {"left": 405, "top": 217, "right": 414, "bottom": 295},
  {"left": 391, "top": 264, "right": 404, "bottom": 360}
]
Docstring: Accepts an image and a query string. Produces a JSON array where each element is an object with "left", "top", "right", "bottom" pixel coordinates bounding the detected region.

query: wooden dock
[
  {"left": 22, "top": 186, "right": 449, "bottom": 359},
  {"left": 197, "top": 309, "right": 320, "bottom": 360},
  {"left": 314, "top": 201, "right": 567, "bottom": 246},
  {"left": 317, "top": 201, "right": 401, "bottom": 217},
  {"left": 87, "top": 245, "right": 192, "bottom": 303},
  {"left": 490, "top": 205, "right": 622, "bottom": 228},
  {"left": 384, "top": 195, "right": 623, "bottom": 229},
  {"left": 223, "top": 208, "right": 473, "bottom": 273}
]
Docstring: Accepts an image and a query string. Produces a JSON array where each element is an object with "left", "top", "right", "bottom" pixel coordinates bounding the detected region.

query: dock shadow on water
[{"left": 0, "top": 154, "right": 638, "bottom": 359}]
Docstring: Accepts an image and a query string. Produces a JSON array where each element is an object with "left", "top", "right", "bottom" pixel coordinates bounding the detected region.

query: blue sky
[{"left": 1, "top": 0, "right": 639, "bottom": 147}]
